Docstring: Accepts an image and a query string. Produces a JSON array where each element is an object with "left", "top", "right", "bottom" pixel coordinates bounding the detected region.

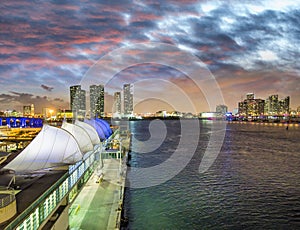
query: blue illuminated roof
[
  {"left": 84, "top": 119, "right": 106, "bottom": 140},
  {"left": 95, "top": 118, "right": 112, "bottom": 138}
]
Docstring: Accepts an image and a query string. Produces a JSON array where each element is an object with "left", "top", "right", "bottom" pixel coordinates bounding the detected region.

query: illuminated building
[
  {"left": 123, "top": 84, "right": 133, "bottom": 116},
  {"left": 266, "top": 94, "right": 279, "bottom": 115},
  {"left": 23, "top": 106, "right": 31, "bottom": 117},
  {"left": 238, "top": 93, "right": 264, "bottom": 117},
  {"left": 265, "top": 95, "right": 290, "bottom": 115},
  {"left": 216, "top": 105, "right": 228, "bottom": 115},
  {"left": 246, "top": 93, "right": 255, "bottom": 100},
  {"left": 113, "top": 92, "right": 121, "bottom": 115},
  {"left": 56, "top": 110, "right": 74, "bottom": 119},
  {"left": 90, "top": 85, "right": 104, "bottom": 118},
  {"left": 70, "top": 85, "right": 86, "bottom": 118},
  {"left": 200, "top": 112, "right": 219, "bottom": 119},
  {"left": 279, "top": 96, "right": 290, "bottom": 115},
  {"left": 238, "top": 101, "right": 248, "bottom": 117},
  {"left": 23, "top": 104, "right": 34, "bottom": 117}
]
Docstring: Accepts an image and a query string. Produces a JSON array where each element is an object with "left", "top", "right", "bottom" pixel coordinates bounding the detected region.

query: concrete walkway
[{"left": 69, "top": 158, "right": 125, "bottom": 230}]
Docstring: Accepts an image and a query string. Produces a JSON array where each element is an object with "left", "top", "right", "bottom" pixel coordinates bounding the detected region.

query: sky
[{"left": 0, "top": 0, "right": 299, "bottom": 114}]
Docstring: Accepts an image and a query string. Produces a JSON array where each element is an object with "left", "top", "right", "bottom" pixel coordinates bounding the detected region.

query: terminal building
[{"left": 0, "top": 118, "right": 118, "bottom": 230}]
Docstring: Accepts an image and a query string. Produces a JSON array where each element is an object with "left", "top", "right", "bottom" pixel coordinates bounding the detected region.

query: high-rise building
[
  {"left": 216, "top": 105, "right": 228, "bottom": 115},
  {"left": 30, "top": 104, "right": 34, "bottom": 116},
  {"left": 23, "top": 104, "right": 34, "bottom": 117},
  {"left": 113, "top": 92, "right": 121, "bottom": 115},
  {"left": 267, "top": 94, "right": 279, "bottom": 115},
  {"left": 238, "top": 93, "right": 264, "bottom": 117},
  {"left": 279, "top": 96, "right": 290, "bottom": 115},
  {"left": 123, "top": 84, "right": 133, "bottom": 116},
  {"left": 70, "top": 85, "right": 86, "bottom": 117},
  {"left": 23, "top": 106, "right": 31, "bottom": 117},
  {"left": 90, "top": 84, "right": 104, "bottom": 118}
]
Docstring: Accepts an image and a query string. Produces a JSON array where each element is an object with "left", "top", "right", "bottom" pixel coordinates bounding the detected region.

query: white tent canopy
[
  {"left": 75, "top": 120, "right": 100, "bottom": 146},
  {"left": 61, "top": 121, "right": 94, "bottom": 154},
  {"left": 4, "top": 125, "right": 83, "bottom": 173}
]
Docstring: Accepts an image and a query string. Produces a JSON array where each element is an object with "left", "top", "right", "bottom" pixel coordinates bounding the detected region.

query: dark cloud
[
  {"left": 41, "top": 84, "right": 54, "bottom": 91},
  {"left": 0, "top": 0, "right": 299, "bottom": 112}
]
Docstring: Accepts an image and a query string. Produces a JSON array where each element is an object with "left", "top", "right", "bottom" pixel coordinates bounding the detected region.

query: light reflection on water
[{"left": 123, "top": 120, "right": 300, "bottom": 229}]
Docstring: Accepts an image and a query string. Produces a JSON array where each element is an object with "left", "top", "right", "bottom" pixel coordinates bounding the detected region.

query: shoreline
[{"left": 228, "top": 120, "right": 299, "bottom": 127}]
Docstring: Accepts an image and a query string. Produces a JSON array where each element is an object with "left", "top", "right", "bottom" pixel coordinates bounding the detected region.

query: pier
[
  {"left": 69, "top": 135, "right": 130, "bottom": 230},
  {"left": 0, "top": 120, "right": 131, "bottom": 230}
]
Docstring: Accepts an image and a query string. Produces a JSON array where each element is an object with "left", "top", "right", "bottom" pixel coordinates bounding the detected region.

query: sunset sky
[{"left": 0, "top": 0, "right": 299, "bottom": 114}]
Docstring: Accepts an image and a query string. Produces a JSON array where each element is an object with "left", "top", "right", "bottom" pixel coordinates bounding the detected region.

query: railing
[
  {"left": 4, "top": 149, "right": 99, "bottom": 230},
  {"left": 4, "top": 171, "right": 69, "bottom": 230},
  {"left": 0, "top": 194, "right": 15, "bottom": 209}
]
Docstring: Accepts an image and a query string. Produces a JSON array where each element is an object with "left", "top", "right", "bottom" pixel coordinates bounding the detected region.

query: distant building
[
  {"left": 90, "top": 84, "right": 104, "bottom": 118},
  {"left": 42, "top": 108, "right": 55, "bottom": 119},
  {"left": 278, "top": 96, "right": 290, "bottom": 115},
  {"left": 199, "top": 112, "right": 219, "bottom": 119},
  {"left": 264, "top": 95, "right": 290, "bottom": 115},
  {"left": 123, "top": 84, "right": 133, "bottom": 116},
  {"left": 246, "top": 93, "right": 255, "bottom": 100},
  {"left": 23, "top": 106, "right": 31, "bottom": 117},
  {"left": 23, "top": 104, "right": 34, "bottom": 117},
  {"left": 266, "top": 94, "right": 279, "bottom": 115},
  {"left": 113, "top": 92, "right": 121, "bottom": 116},
  {"left": 155, "top": 110, "right": 167, "bottom": 117},
  {"left": 216, "top": 105, "right": 228, "bottom": 115},
  {"left": 70, "top": 85, "right": 86, "bottom": 118},
  {"left": 56, "top": 110, "right": 73, "bottom": 119},
  {"left": 238, "top": 93, "right": 264, "bottom": 117}
]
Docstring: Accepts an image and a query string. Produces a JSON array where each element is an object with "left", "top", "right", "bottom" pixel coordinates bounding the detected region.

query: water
[{"left": 123, "top": 120, "right": 300, "bottom": 229}]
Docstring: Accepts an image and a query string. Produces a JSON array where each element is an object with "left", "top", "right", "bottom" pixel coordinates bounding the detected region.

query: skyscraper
[
  {"left": 90, "top": 84, "right": 104, "bottom": 118},
  {"left": 238, "top": 93, "right": 264, "bottom": 117},
  {"left": 268, "top": 94, "right": 279, "bottom": 115},
  {"left": 113, "top": 92, "right": 121, "bottom": 115},
  {"left": 123, "top": 84, "right": 133, "bottom": 116},
  {"left": 279, "top": 96, "right": 290, "bottom": 115},
  {"left": 70, "top": 85, "right": 86, "bottom": 117}
]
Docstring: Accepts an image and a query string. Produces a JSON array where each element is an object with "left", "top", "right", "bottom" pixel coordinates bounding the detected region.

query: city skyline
[
  {"left": 0, "top": 85, "right": 298, "bottom": 116},
  {"left": 0, "top": 1, "right": 300, "bottom": 113}
]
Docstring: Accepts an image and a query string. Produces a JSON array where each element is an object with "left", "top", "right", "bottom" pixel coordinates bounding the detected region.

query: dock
[{"left": 69, "top": 137, "right": 130, "bottom": 230}]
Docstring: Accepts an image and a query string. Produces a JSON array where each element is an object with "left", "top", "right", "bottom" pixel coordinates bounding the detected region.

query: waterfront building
[
  {"left": 279, "top": 96, "right": 290, "bottom": 115},
  {"left": 267, "top": 94, "right": 279, "bottom": 115},
  {"left": 23, "top": 104, "right": 35, "bottom": 117},
  {"left": 113, "top": 92, "right": 121, "bottom": 116},
  {"left": 216, "top": 105, "right": 228, "bottom": 115},
  {"left": 238, "top": 101, "right": 248, "bottom": 117},
  {"left": 155, "top": 110, "right": 167, "bottom": 117},
  {"left": 264, "top": 98, "right": 269, "bottom": 115},
  {"left": 23, "top": 105, "right": 32, "bottom": 117},
  {"left": 56, "top": 110, "right": 74, "bottom": 120},
  {"left": 200, "top": 112, "right": 219, "bottom": 119},
  {"left": 70, "top": 85, "right": 86, "bottom": 118},
  {"left": 238, "top": 93, "right": 264, "bottom": 117},
  {"left": 264, "top": 95, "right": 290, "bottom": 116},
  {"left": 90, "top": 84, "right": 104, "bottom": 118},
  {"left": 123, "top": 84, "right": 133, "bottom": 116}
]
